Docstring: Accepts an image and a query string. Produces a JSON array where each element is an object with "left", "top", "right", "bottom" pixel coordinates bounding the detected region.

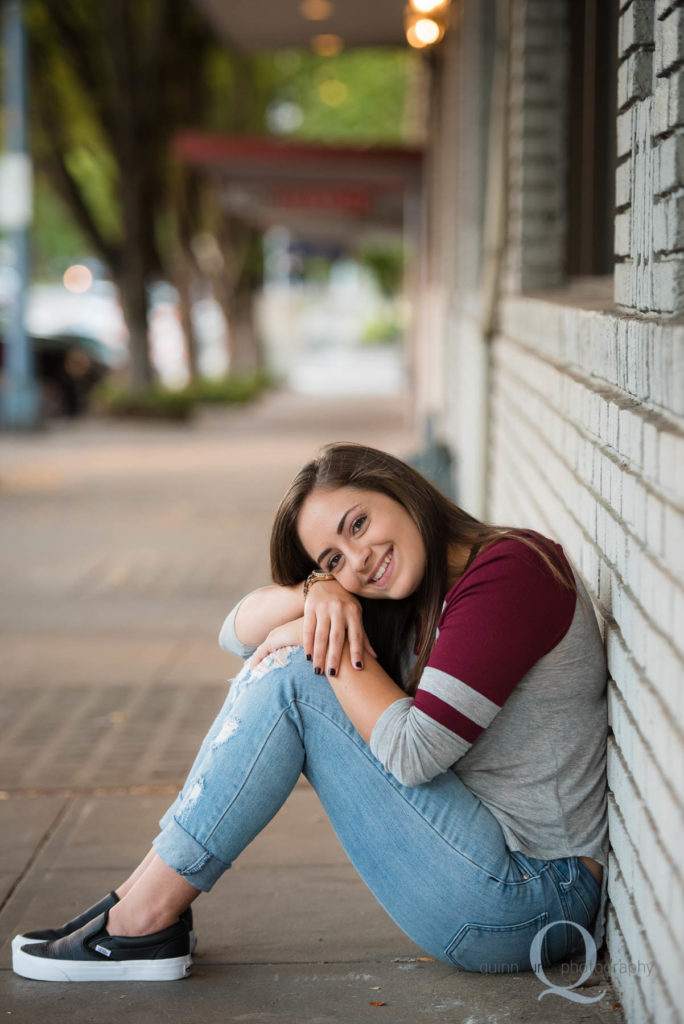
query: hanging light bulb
[
  {"left": 414, "top": 18, "right": 442, "bottom": 44},
  {"left": 410, "top": 0, "right": 448, "bottom": 13},
  {"left": 405, "top": 0, "right": 450, "bottom": 49}
]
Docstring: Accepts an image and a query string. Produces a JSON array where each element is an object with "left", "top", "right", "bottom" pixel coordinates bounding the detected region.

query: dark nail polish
[
  {"left": 355, "top": 661, "right": 363, "bottom": 669},
  {"left": 306, "top": 654, "right": 312, "bottom": 661},
  {"left": 328, "top": 668, "right": 336, "bottom": 677},
  {"left": 314, "top": 667, "right": 322, "bottom": 675}
]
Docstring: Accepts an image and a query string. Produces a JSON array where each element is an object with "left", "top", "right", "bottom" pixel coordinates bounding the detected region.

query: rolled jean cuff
[{"left": 153, "top": 816, "right": 230, "bottom": 892}]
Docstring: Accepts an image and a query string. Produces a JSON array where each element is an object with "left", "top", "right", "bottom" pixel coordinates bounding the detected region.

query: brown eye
[{"left": 351, "top": 515, "right": 366, "bottom": 534}]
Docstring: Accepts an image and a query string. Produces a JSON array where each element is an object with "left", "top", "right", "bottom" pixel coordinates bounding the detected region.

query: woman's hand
[
  {"left": 250, "top": 617, "right": 305, "bottom": 669},
  {"left": 303, "top": 580, "right": 376, "bottom": 677}
]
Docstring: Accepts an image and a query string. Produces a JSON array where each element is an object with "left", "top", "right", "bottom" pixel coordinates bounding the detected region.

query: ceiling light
[
  {"left": 413, "top": 17, "right": 442, "bottom": 44},
  {"left": 405, "top": 1, "right": 449, "bottom": 48},
  {"left": 410, "top": 0, "right": 447, "bottom": 12},
  {"left": 299, "top": 0, "right": 333, "bottom": 20},
  {"left": 311, "top": 33, "right": 343, "bottom": 56}
]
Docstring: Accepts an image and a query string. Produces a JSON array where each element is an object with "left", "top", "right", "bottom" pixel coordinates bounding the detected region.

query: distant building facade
[{"left": 412, "top": 2, "right": 684, "bottom": 1021}]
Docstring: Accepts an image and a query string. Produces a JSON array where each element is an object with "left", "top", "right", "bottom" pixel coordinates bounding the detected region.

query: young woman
[{"left": 13, "top": 443, "right": 608, "bottom": 982}]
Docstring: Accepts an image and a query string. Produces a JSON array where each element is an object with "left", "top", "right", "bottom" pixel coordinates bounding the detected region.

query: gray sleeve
[
  {"left": 369, "top": 698, "right": 470, "bottom": 787},
  {"left": 218, "top": 589, "right": 272, "bottom": 659}
]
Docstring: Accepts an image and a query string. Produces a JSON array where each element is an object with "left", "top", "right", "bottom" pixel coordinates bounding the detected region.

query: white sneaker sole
[
  {"left": 12, "top": 930, "right": 197, "bottom": 956},
  {"left": 12, "top": 945, "right": 192, "bottom": 982}
]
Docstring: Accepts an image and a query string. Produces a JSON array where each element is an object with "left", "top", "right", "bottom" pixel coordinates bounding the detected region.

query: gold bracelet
[{"left": 303, "top": 570, "right": 336, "bottom": 599}]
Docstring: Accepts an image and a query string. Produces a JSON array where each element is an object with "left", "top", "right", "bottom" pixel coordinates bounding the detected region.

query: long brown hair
[{"left": 270, "top": 442, "right": 575, "bottom": 694}]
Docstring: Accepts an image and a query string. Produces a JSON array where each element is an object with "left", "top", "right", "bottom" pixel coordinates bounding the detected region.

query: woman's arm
[
  {"left": 325, "top": 641, "right": 406, "bottom": 743},
  {"left": 251, "top": 621, "right": 404, "bottom": 742},
  {"left": 231, "top": 579, "right": 376, "bottom": 671},
  {"left": 233, "top": 584, "right": 305, "bottom": 648}
]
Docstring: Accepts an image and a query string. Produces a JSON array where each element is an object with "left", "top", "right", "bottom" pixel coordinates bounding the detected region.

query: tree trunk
[
  {"left": 174, "top": 255, "right": 200, "bottom": 381},
  {"left": 225, "top": 288, "right": 262, "bottom": 374},
  {"left": 118, "top": 254, "right": 153, "bottom": 391}
]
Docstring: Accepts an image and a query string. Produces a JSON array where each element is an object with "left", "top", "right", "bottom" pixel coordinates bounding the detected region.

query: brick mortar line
[
  {"left": 619, "top": 43, "right": 656, "bottom": 64},
  {"left": 494, "top": 376, "right": 684, "bottom": 635},
  {"left": 496, "top": 314, "right": 684, "bottom": 435},
  {"left": 605, "top": 906, "right": 652, "bottom": 1020},
  {"left": 606, "top": 801, "right": 680, "bottom": 1013},
  {"left": 608, "top": 703, "right": 684, "bottom": 849},
  {"left": 494, "top": 335, "right": 684, "bottom": 501},
  {"left": 655, "top": 2, "right": 684, "bottom": 18},
  {"left": 492, "top": 384, "right": 684, "bottom": 676},
  {"left": 656, "top": 57, "right": 684, "bottom": 80},
  {"left": 494, "top": 347, "right": 684, "bottom": 521},
  {"left": 491, "top": 412, "right": 684, "bottom": 713},
  {"left": 606, "top": 622, "right": 684, "bottom": 747},
  {"left": 658, "top": 0, "right": 684, "bottom": 19},
  {"left": 605, "top": 792, "right": 681, "bottom": 973},
  {"left": 605, "top": 857, "right": 666, "bottom": 1009},
  {"left": 618, "top": 96, "right": 651, "bottom": 117},
  {"left": 607, "top": 737, "right": 684, "bottom": 885}
]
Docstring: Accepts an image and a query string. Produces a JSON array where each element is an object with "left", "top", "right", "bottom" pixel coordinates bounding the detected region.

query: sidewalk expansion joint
[
  {"left": 0, "top": 794, "right": 74, "bottom": 916},
  {"left": 0, "top": 783, "right": 180, "bottom": 800}
]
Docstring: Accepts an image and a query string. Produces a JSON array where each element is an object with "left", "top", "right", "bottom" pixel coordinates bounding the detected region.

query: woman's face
[{"left": 297, "top": 486, "right": 427, "bottom": 599}]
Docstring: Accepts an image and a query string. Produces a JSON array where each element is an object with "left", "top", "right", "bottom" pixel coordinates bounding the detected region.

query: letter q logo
[{"left": 530, "top": 921, "right": 606, "bottom": 1004}]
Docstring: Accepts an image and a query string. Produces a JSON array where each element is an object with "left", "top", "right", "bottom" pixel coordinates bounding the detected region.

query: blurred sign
[
  {"left": 0, "top": 152, "right": 32, "bottom": 230},
  {"left": 273, "top": 185, "right": 374, "bottom": 214}
]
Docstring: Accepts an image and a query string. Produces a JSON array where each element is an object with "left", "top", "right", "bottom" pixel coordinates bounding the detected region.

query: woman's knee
[{"left": 234, "top": 646, "right": 325, "bottom": 701}]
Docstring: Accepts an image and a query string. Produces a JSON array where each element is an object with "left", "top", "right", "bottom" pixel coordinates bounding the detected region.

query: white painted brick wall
[
  {"left": 618, "top": 0, "right": 684, "bottom": 314},
  {"left": 485, "top": 295, "right": 684, "bottom": 1023},
  {"left": 620, "top": 1, "right": 659, "bottom": 55},
  {"left": 655, "top": 4, "right": 684, "bottom": 74},
  {"left": 505, "top": 0, "right": 567, "bottom": 293}
]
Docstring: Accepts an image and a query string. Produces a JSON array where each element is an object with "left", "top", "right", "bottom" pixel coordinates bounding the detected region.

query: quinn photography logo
[{"left": 530, "top": 920, "right": 606, "bottom": 1004}]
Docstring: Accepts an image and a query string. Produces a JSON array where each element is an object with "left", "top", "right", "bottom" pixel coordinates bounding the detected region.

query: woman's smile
[
  {"left": 297, "top": 487, "right": 426, "bottom": 599},
  {"left": 369, "top": 546, "right": 394, "bottom": 586}
]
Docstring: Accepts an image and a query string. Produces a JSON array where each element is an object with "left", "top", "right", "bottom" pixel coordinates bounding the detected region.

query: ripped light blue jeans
[{"left": 154, "top": 648, "right": 600, "bottom": 971}]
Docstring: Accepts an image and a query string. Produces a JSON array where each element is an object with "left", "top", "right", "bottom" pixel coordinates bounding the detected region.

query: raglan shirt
[
  {"left": 370, "top": 537, "right": 579, "bottom": 785},
  {"left": 369, "top": 536, "right": 609, "bottom": 944},
  {"left": 219, "top": 535, "right": 609, "bottom": 945}
]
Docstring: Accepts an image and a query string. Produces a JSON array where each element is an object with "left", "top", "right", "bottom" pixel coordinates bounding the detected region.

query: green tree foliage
[{"left": 263, "top": 48, "right": 415, "bottom": 144}]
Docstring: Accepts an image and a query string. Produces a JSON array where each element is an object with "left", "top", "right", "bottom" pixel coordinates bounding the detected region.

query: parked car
[{"left": 0, "top": 330, "right": 118, "bottom": 417}]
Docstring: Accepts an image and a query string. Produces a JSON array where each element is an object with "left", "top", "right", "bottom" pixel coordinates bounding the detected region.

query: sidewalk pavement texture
[{"left": 0, "top": 391, "right": 623, "bottom": 1023}]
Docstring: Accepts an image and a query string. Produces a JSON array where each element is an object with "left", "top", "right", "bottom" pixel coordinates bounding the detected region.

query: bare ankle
[{"left": 106, "top": 901, "right": 178, "bottom": 938}]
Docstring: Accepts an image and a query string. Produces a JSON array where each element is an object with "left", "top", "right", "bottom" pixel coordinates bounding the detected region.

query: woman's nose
[{"left": 351, "top": 546, "right": 372, "bottom": 574}]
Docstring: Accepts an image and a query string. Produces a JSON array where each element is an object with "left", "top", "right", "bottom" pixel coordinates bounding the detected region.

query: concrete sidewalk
[{"left": 0, "top": 391, "right": 622, "bottom": 1023}]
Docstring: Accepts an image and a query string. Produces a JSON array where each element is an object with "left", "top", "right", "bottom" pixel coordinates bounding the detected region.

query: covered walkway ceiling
[
  {"left": 187, "top": 2, "right": 420, "bottom": 242},
  {"left": 194, "top": 0, "right": 407, "bottom": 51}
]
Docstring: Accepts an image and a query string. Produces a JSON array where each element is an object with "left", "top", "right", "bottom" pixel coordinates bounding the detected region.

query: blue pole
[{"left": 1, "top": 0, "right": 40, "bottom": 429}]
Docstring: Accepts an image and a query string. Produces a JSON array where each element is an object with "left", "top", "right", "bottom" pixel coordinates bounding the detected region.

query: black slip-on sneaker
[
  {"left": 12, "top": 895, "right": 196, "bottom": 955},
  {"left": 11, "top": 891, "right": 119, "bottom": 955},
  {"left": 12, "top": 910, "right": 192, "bottom": 982}
]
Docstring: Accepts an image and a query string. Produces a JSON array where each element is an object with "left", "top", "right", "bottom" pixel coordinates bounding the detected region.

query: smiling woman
[
  {"left": 297, "top": 488, "right": 428, "bottom": 598},
  {"left": 12, "top": 442, "right": 608, "bottom": 984}
]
